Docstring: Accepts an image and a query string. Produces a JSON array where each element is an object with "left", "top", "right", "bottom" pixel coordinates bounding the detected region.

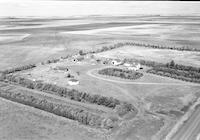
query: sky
[{"left": 0, "top": 0, "right": 200, "bottom": 17}]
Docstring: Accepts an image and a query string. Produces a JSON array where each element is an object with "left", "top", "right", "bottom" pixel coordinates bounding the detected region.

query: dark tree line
[
  {"left": 147, "top": 61, "right": 200, "bottom": 83},
  {"left": 87, "top": 42, "right": 200, "bottom": 54},
  {"left": 0, "top": 74, "right": 137, "bottom": 116},
  {"left": 126, "top": 42, "right": 200, "bottom": 52},
  {"left": 98, "top": 68, "right": 143, "bottom": 80},
  {"left": 166, "top": 60, "right": 200, "bottom": 73},
  {"left": 0, "top": 64, "right": 36, "bottom": 74},
  {"left": 0, "top": 89, "right": 116, "bottom": 129}
]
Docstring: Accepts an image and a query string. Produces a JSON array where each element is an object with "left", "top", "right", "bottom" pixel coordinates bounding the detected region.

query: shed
[
  {"left": 111, "top": 59, "right": 122, "bottom": 66},
  {"left": 68, "top": 79, "right": 79, "bottom": 86}
]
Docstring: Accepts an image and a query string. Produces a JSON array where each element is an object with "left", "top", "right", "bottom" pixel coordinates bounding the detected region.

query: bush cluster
[
  {"left": 42, "top": 58, "right": 60, "bottom": 65},
  {"left": 98, "top": 68, "right": 143, "bottom": 80},
  {"left": 0, "top": 89, "right": 116, "bottom": 129},
  {"left": 115, "top": 102, "right": 136, "bottom": 117}
]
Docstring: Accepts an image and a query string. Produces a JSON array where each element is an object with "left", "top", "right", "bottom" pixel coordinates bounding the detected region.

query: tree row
[
  {"left": 0, "top": 89, "right": 116, "bottom": 129},
  {"left": 0, "top": 64, "right": 36, "bottom": 74},
  {"left": 147, "top": 65, "right": 200, "bottom": 83},
  {"left": 0, "top": 74, "right": 137, "bottom": 116}
]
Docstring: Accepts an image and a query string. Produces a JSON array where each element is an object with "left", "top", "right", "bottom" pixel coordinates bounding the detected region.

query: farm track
[
  {"left": 165, "top": 98, "right": 200, "bottom": 140},
  {"left": 87, "top": 68, "right": 200, "bottom": 86},
  {"left": 171, "top": 107, "right": 200, "bottom": 140}
]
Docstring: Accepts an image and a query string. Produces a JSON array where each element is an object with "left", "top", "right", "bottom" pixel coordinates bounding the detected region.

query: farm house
[{"left": 125, "top": 62, "right": 141, "bottom": 71}]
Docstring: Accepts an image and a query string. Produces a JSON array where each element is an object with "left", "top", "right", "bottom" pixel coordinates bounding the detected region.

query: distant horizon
[
  {"left": 1, "top": 14, "right": 200, "bottom": 19},
  {"left": 0, "top": 1, "right": 200, "bottom": 17}
]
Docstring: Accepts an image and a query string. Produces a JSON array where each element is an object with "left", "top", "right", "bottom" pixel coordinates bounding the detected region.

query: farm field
[
  {"left": 0, "top": 16, "right": 200, "bottom": 69},
  {"left": 0, "top": 98, "right": 108, "bottom": 140},
  {"left": 96, "top": 45, "right": 200, "bottom": 67},
  {"left": 0, "top": 15, "right": 200, "bottom": 140},
  {"left": 8, "top": 56, "right": 198, "bottom": 140}
]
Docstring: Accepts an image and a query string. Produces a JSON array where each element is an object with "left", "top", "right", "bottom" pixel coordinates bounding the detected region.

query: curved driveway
[{"left": 87, "top": 68, "right": 200, "bottom": 86}]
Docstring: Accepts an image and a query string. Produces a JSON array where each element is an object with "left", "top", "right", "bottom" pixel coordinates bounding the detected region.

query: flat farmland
[
  {"left": 0, "top": 15, "right": 200, "bottom": 140},
  {"left": 0, "top": 33, "right": 117, "bottom": 70},
  {"left": 96, "top": 45, "right": 200, "bottom": 67},
  {"left": 0, "top": 98, "right": 108, "bottom": 140},
  {"left": 1, "top": 16, "right": 200, "bottom": 70},
  {"left": 15, "top": 59, "right": 200, "bottom": 139},
  {"left": 18, "top": 60, "right": 200, "bottom": 111}
]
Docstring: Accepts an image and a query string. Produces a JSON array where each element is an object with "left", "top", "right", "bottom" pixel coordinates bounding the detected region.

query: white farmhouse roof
[
  {"left": 124, "top": 63, "right": 131, "bottom": 67},
  {"left": 128, "top": 67, "right": 137, "bottom": 71},
  {"left": 112, "top": 59, "right": 122, "bottom": 66},
  {"left": 68, "top": 79, "right": 79, "bottom": 85}
]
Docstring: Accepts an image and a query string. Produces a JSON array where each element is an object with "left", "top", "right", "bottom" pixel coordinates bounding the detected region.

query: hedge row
[
  {"left": 165, "top": 61, "right": 200, "bottom": 73},
  {"left": 98, "top": 68, "right": 143, "bottom": 80},
  {"left": 123, "top": 42, "right": 200, "bottom": 52},
  {"left": 147, "top": 66, "right": 200, "bottom": 83},
  {"left": 0, "top": 74, "right": 136, "bottom": 116},
  {"left": 0, "top": 89, "right": 116, "bottom": 129},
  {"left": 100, "top": 42, "right": 200, "bottom": 52},
  {"left": 0, "top": 64, "right": 36, "bottom": 74}
]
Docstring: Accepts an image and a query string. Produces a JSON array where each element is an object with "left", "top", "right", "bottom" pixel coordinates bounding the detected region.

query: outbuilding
[
  {"left": 124, "top": 63, "right": 131, "bottom": 67},
  {"left": 111, "top": 59, "right": 122, "bottom": 66},
  {"left": 127, "top": 63, "right": 141, "bottom": 71},
  {"left": 127, "top": 66, "right": 138, "bottom": 71},
  {"left": 68, "top": 79, "right": 79, "bottom": 86}
]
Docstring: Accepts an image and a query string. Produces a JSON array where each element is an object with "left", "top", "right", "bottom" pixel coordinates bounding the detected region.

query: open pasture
[
  {"left": 0, "top": 98, "right": 107, "bottom": 140},
  {"left": 96, "top": 45, "right": 200, "bottom": 67},
  {"left": 0, "top": 15, "right": 200, "bottom": 140}
]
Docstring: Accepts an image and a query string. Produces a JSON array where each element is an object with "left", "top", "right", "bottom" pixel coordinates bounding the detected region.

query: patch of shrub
[
  {"left": 115, "top": 102, "right": 136, "bottom": 117},
  {"left": 98, "top": 68, "right": 143, "bottom": 80}
]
